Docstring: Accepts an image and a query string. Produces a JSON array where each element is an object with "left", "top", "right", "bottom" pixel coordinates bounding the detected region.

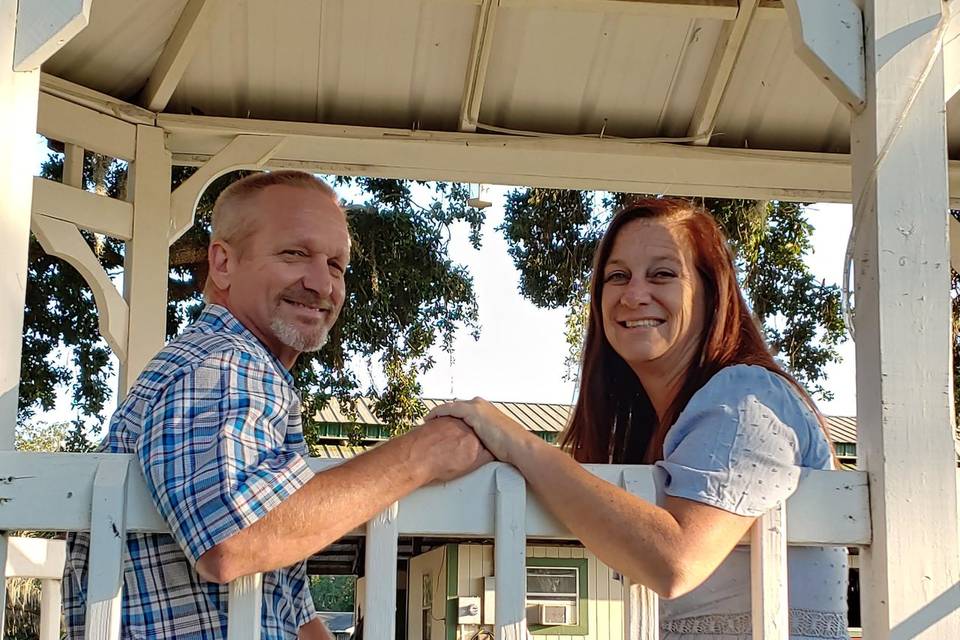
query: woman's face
[{"left": 600, "top": 218, "right": 706, "bottom": 380}]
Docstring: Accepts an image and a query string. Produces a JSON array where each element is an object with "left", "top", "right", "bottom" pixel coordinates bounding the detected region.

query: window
[{"left": 525, "top": 558, "right": 588, "bottom": 635}]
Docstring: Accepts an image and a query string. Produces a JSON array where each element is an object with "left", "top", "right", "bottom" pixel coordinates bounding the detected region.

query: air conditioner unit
[{"left": 530, "top": 604, "right": 573, "bottom": 626}]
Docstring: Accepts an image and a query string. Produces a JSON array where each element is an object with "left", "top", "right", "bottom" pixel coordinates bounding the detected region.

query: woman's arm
[{"left": 428, "top": 399, "right": 755, "bottom": 599}]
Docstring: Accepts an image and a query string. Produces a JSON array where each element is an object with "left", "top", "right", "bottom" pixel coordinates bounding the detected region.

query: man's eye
[{"left": 283, "top": 250, "right": 306, "bottom": 257}]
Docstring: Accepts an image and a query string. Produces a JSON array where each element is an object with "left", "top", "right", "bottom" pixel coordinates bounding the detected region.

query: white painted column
[
  {"left": 39, "top": 578, "right": 63, "bottom": 640},
  {"left": 0, "top": 0, "right": 40, "bottom": 450},
  {"left": 120, "top": 125, "right": 172, "bottom": 397},
  {"left": 227, "top": 574, "right": 263, "bottom": 640},
  {"left": 494, "top": 465, "right": 527, "bottom": 640},
  {"left": 0, "top": 534, "right": 7, "bottom": 638},
  {"left": 364, "top": 502, "right": 399, "bottom": 639},
  {"left": 851, "top": 1, "right": 960, "bottom": 637},
  {"left": 750, "top": 503, "right": 788, "bottom": 639},
  {"left": 621, "top": 468, "right": 658, "bottom": 640}
]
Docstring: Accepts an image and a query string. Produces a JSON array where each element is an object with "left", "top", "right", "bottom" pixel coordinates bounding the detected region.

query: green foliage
[
  {"left": 309, "top": 575, "right": 356, "bottom": 612},
  {"left": 14, "top": 420, "right": 69, "bottom": 452},
  {"left": 20, "top": 150, "right": 483, "bottom": 439},
  {"left": 500, "top": 190, "right": 847, "bottom": 400}
]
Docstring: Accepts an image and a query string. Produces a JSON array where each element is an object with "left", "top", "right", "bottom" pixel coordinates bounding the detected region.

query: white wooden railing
[
  {"left": 0, "top": 452, "right": 871, "bottom": 640},
  {"left": 3, "top": 536, "right": 65, "bottom": 640}
]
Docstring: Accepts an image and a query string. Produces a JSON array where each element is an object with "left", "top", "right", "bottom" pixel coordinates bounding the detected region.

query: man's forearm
[{"left": 197, "top": 430, "right": 428, "bottom": 582}]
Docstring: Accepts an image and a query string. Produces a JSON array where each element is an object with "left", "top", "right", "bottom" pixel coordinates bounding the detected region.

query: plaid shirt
[{"left": 63, "top": 305, "right": 318, "bottom": 639}]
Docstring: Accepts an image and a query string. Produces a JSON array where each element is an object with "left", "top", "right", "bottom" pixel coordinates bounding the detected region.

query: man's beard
[{"left": 270, "top": 316, "right": 329, "bottom": 352}]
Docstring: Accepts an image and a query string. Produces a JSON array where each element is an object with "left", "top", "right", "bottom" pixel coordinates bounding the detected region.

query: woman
[{"left": 428, "top": 199, "right": 848, "bottom": 639}]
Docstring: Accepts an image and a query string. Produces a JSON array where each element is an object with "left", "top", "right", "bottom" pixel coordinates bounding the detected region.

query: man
[{"left": 63, "top": 171, "right": 491, "bottom": 639}]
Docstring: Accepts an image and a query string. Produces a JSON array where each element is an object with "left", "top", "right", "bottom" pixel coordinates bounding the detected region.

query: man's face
[{"left": 214, "top": 184, "right": 350, "bottom": 366}]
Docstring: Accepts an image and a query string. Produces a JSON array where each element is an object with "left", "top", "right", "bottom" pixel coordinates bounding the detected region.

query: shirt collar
[{"left": 197, "top": 304, "right": 296, "bottom": 386}]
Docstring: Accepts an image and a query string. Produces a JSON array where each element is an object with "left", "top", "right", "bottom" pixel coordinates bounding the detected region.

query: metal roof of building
[
  {"left": 40, "top": 0, "right": 960, "bottom": 160},
  {"left": 314, "top": 397, "right": 859, "bottom": 446}
]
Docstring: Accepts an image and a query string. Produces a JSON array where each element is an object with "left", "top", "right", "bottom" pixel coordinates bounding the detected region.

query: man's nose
[{"left": 302, "top": 257, "right": 335, "bottom": 297}]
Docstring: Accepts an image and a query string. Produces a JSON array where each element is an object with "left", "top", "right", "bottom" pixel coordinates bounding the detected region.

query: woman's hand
[{"left": 425, "top": 398, "right": 532, "bottom": 464}]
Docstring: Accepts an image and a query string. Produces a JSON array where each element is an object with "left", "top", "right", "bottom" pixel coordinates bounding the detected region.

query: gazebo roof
[{"left": 40, "top": 0, "right": 960, "bottom": 160}]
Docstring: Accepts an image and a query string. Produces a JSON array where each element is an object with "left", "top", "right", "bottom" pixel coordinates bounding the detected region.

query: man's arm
[{"left": 195, "top": 417, "right": 490, "bottom": 583}]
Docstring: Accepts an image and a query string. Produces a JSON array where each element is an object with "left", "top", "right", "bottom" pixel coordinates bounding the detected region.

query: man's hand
[{"left": 410, "top": 416, "right": 494, "bottom": 482}]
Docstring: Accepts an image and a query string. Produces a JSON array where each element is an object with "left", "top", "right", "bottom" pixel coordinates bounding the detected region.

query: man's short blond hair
[{"left": 211, "top": 170, "right": 339, "bottom": 249}]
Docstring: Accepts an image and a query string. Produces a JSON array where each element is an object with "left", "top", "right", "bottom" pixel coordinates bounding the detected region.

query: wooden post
[
  {"left": 227, "top": 573, "right": 263, "bottom": 640},
  {"left": 364, "top": 502, "right": 399, "bottom": 639},
  {"left": 851, "top": 0, "right": 960, "bottom": 637},
  {"left": 750, "top": 503, "right": 788, "bottom": 639},
  {"left": 84, "top": 457, "right": 130, "bottom": 640},
  {"left": 621, "top": 468, "right": 659, "bottom": 640},
  {"left": 0, "top": 534, "right": 7, "bottom": 638},
  {"left": 120, "top": 125, "right": 172, "bottom": 397},
  {"left": 0, "top": 0, "right": 40, "bottom": 450},
  {"left": 494, "top": 465, "right": 527, "bottom": 640},
  {"left": 39, "top": 578, "right": 62, "bottom": 640}
]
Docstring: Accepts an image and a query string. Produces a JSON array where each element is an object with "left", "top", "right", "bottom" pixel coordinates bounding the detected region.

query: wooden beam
[
  {"left": 5, "top": 537, "right": 66, "bottom": 580},
  {"left": 0, "top": 456, "right": 871, "bottom": 546},
  {"left": 945, "top": 0, "right": 960, "bottom": 102},
  {"left": 41, "top": 73, "right": 155, "bottom": 126},
  {"left": 121, "top": 126, "right": 172, "bottom": 397},
  {"left": 32, "top": 177, "right": 134, "bottom": 240},
  {"left": 169, "top": 134, "right": 285, "bottom": 244},
  {"left": 782, "top": 0, "right": 866, "bottom": 112},
  {"left": 0, "top": 0, "right": 41, "bottom": 450},
  {"left": 84, "top": 457, "right": 129, "bottom": 640},
  {"left": 687, "top": 0, "right": 761, "bottom": 144},
  {"left": 37, "top": 92, "right": 138, "bottom": 161},
  {"left": 498, "top": 0, "right": 740, "bottom": 19},
  {"left": 158, "top": 113, "right": 960, "bottom": 207},
  {"left": 31, "top": 213, "right": 130, "bottom": 360},
  {"left": 851, "top": 0, "right": 960, "bottom": 636},
  {"left": 459, "top": 0, "right": 499, "bottom": 132},
  {"left": 140, "top": 0, "right": 220, "bottom": 112},
  {"left": 13, "top": 0, "right": 91, "bottom": 71}
]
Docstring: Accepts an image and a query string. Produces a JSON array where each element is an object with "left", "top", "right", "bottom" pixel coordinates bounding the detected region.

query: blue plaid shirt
[{"left": 63, "top": 305, "right": 318, "bottom": 639}]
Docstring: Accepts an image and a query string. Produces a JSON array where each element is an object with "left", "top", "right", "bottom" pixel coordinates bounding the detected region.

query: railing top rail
[{"left": 0, "top": 452, "right": 871, "bottom": 545}]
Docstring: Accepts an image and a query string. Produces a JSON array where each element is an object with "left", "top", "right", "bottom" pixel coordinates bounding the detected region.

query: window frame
[{"left": 526, "top": 557, "right": 589, "bottom": 636}]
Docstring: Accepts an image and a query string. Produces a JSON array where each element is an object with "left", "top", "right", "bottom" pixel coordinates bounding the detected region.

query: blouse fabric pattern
[{"left": 654, "top": 364, "right": 849, "bottom": 639}]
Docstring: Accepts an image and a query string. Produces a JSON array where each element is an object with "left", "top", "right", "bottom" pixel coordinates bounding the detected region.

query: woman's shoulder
[{"left": 680, "top": 364, "right": 831, "bottom": 467}]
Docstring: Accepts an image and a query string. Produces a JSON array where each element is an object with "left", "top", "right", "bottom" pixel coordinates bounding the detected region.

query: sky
[{"left": 27, "top": 137, "right": 858, "bottom": 429}]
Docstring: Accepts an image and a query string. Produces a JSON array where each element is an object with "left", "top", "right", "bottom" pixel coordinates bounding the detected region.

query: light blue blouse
[{"left": 653, "top": 364, "right": 849, "bottom": 640}]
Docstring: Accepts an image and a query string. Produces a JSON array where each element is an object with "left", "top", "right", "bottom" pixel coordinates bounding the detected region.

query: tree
[
  {"left": 20, "top": 146, "right": 484, "bottom": 443},
  {"left": 500, "top": 190, "right": 847, "bottom": 400},
  {"left": 309, "top": 575, "right": 356, "bottom": 612}
]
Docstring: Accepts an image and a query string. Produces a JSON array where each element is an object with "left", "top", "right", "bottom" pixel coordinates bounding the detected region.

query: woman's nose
[{"left": 620, "top": 281, "right": 652, "bottom": 307}]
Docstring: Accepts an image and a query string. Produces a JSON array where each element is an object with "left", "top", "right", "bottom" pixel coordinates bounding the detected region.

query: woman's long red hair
[{"left": 559, "top": 198, "right": 831, "bottom": 464}]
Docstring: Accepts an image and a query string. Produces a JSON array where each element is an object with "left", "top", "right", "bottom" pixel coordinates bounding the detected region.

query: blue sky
[{"left": 28, "top": 137, "right": 857, "bottom": 426}]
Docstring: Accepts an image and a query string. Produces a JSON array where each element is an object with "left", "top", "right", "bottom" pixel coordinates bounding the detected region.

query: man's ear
[{"left": 207, "top": 240, "right": 234, "bottom": 292}]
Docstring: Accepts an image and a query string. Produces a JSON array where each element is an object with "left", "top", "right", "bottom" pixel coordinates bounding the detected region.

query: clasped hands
[{"left": 426, "top": 397, "right": 535, "bottom": 468}]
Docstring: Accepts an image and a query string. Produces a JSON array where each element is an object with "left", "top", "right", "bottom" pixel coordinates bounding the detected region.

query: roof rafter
[
  {"left": 459, "top": 0, "right": 500, "bottom": 132},
  {"left": 140, "top": 0, "right": 220, "bottom": 112},
  {"left": 686, "top": 0, "right": 761, "bottom": 144}
]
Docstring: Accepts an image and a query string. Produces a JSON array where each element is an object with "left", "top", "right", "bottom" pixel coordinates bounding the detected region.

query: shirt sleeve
[
  {"left": 655, "top": 365, "right": 805, "bottom": 517},
  {"left": 136, "top": 348, "right": 316, "bottom": 565}
]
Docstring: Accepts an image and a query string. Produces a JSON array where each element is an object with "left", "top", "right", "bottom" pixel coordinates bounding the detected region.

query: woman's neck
[{"left": 633, "top": 361, "right": 689, "bottom": 424}]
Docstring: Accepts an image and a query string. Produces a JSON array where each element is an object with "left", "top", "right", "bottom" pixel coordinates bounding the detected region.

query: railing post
[
  {"left": 39, "top": 578, "right": 62, "bottom": 640},
  {"left": 494, "top": 465, "right": 527, "bottom": 640},
  {"left": 227, "top": 573, "right": 263, "bottom": 640},
  {"left": 621, "top": 468, "right": 658, "bottom": 640},
  {"left": 750, "top": 501, "right": 788, "bottom": 639},
  {"left": 365, "top": 502, "right": 399, "bottom": 639},
  {"left": 84, "top": 457, "right": 130, "bottom": 640}
]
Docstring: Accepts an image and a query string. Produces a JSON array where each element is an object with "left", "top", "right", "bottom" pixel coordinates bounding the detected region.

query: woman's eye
[
  {"left": 604, "top": 272, "right": 627, "bottom": 283},
  {"left": 652, "top": 270, "right": 676, "bottom": 279}
]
